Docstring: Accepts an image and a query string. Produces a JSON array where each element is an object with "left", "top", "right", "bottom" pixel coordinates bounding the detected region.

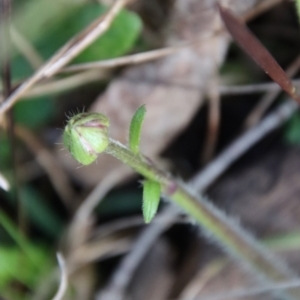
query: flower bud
[{"left": 63, "top": 112, "right": 109, "bottom": 165}]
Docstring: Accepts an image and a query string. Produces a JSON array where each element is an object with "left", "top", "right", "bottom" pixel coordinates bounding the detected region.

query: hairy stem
[{"left": 105, "top": 139, "right": 300, "bottom": 300}]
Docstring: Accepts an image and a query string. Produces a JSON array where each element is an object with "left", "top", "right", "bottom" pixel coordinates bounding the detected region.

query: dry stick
[
  {"left": 0, "top": 70, "right": 108, "bottom": 103},
  {"left": 0, "top": 0, "right": 129, "bottom": 116},
  {"left": 21, "top": 70, "right": 107, "bottom": 99},
  {"left": 2, "top": 76, "right": 300, "bottom": 104},
  {"left": 219, "top": 79, "right": 300, "bottom": 96},
  {"left": 14, "top": 125, "right": 76, "bottom": 210},
  {"left": 52, "top": 253, "right": 68, "bottom": 300},
  {"left": 244, "top": 55, "right": 300, "bottom": 129},
  {"left": 91, "top": 214, "right": 187, "bottom": 241},
  {"left": 61, "top": 45, "right": 186, "bottom": 73},
  {"left": 192, "top": 280, "right": 300, "bottom": 300}
]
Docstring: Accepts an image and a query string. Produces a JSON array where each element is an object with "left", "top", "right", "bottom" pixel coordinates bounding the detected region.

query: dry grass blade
[
  {"left": 218, "top": 4, "right": 300, "bottom": 104},
  {"left": 21, "top": 70, "right": 107, "bottom": 99},
  {"left": 0, "top": 0, "right": 129, "bottom": 116},
  {"left": 219, "top": 79, "right": 300, "bottom": 96},
  {"left": 62, "top": 45, "right": 184, "bottom": 73}
]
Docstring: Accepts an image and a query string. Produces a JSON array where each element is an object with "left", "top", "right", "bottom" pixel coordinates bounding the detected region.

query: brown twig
[{"left": 61, "top": 45, "right": 186, "bottom": 73}]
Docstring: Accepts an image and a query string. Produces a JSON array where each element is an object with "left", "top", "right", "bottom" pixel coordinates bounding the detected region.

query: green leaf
[
  {"left": 129, "top": 105, "right": 146, "bottom": 154},
  {"left": 14, "top": 97, "right": 55, "bottom": 129},
  {"left": 142, "top": 180, "right": 161, "bottom": 223},
  {"left": 74, "top": 4, "right": 142, "bottom": 62},
  {"left": 0, "top": 210, "right": 32, "bottom": 258},
  {"left": 13, "top": 0, "right": 84, "bottom": 46},
  {"left": 36, "top": 3, "right": 142, "bottom": 62},
  {"left": 0, "top": 210, "right": 54, "bottom": 299},
  {"left": 0, "top": 244, "right": 53, "bottom": 299}
]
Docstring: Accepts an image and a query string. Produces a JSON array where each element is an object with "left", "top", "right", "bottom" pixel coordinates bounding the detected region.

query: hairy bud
[{"left": 63, "top": 113, "right": 109, "bottom": 165}]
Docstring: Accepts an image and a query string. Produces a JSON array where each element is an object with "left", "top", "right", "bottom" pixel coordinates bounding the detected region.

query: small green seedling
[
  {"left": 63, "top": 107, "right": 300, "bottom": 299},
  {"left": 142, "top": 179, "right": 161, "bottom": 223},
  {"left": 63, "top": 112, "right": 109, "bottom": 165}
]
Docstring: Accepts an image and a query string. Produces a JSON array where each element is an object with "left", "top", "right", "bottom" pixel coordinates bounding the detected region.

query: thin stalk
[{"left": 105, "top": 139, "right": 300, "bottom": 300}]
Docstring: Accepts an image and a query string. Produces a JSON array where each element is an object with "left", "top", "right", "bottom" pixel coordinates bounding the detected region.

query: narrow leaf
[
  {"left": 142, "top": 180, "right": 161, "bottom": 223},
  {"left": 129, "top": 105, "right": 146, "bottom": 154},
  {"left": 218, "top": 5, "right": 300, "bottom": 103}
]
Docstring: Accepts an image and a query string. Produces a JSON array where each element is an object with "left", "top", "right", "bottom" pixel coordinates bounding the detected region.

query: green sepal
[
  {"left": 129, "top": 105, "right": 146, "bottom": 154},
  {"left": 142, "top": 179, "right": 161, "bottom": 223},
  {"left": 63, "top": 112, "right": 110, "bottom": 165}
]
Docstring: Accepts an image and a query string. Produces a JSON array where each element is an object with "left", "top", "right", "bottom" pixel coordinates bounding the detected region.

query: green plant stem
[{"left": 105, "top": 139, "right": 300, "bottom": 300}]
